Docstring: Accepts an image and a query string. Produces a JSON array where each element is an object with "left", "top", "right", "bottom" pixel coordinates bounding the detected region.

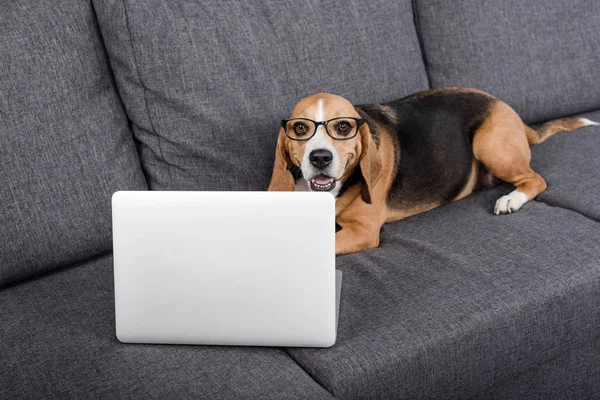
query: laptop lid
[{"left": 112, "top": 191, "right": 336, "bottom": 347}]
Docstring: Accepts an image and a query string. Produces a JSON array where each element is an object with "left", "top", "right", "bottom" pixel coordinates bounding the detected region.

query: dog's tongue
[{"left": 313, "top": 175, "right": 333, "bottom": 184}]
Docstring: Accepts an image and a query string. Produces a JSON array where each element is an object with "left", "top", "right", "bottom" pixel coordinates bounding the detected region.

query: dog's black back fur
[{"left": 357, "top": 89, "right": 498, "bottom": 209}]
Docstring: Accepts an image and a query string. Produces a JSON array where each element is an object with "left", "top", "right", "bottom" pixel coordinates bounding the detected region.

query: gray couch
[{"left": 2, "top": 0, "right": 599, "bottom": 398}]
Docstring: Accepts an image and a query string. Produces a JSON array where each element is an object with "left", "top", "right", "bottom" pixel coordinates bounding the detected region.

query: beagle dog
[{"left": 268, "top": 88, "right": 598, "bottom": 255}]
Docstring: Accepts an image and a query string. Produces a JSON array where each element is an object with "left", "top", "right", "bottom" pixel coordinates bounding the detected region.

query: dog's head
[{"left": 268, "top": 93, "right": 382, "bottom": 203}]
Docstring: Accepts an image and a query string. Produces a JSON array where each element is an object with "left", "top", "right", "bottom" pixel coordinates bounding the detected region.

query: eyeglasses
[{"left": 281, "top": 117, "right": 365, "bottom": 141}]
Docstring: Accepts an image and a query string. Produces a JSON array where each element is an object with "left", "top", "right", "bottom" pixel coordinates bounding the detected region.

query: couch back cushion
[
  {"left": 415, "top": 0, "right": 600, "bottom": 123},
  {"left": 93, "top": 0, "right": 429, "bottom": 191},
  {"left": 0, "top": 0, "right": 147, "bottom": 286}
]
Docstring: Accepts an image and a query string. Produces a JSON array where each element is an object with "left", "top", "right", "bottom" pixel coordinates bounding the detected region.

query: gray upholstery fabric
[
  {"left": 531, "top": 109, "right": 600, "bottom": 221},
  {"left": 0, "top": 0, "right": 147, "bottom": 286},
  {"left": 0, "top": 255, "right": 333, "bottom": 400},
  {"left": 286, "top": 187, "right": 600, "bottom": 399},
  {"left": 483, "top": 340, "right": 600, "bottom": 399},
  {"left": 414, "top": 0, "right": 600, "bottom": 123},
  {"left": 93, "top": 0, "right": 429, "bottom": 191}
]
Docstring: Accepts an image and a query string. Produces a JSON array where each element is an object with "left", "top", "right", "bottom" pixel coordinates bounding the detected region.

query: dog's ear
[
  {"left": 268, "top": 129, "right": 295, "bottom": 191},
  {"left": 358, "top": 123, "right": 382, "bottom": 204}
]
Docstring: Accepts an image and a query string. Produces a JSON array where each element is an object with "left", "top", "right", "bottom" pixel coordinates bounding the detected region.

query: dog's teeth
[{"left": 311, "top": 179, "right": 334, "bottom": 191}]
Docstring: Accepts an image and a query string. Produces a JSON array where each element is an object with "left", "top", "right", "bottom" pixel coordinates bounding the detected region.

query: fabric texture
[
  {"left": 483, "top": 339, "right": 600, "bottom": 399},
  {"left": 0, "top": 0, "right": 147, "bottom": 286},
  {"left": 531, "top": 109, "right": 600, "bottom": 221},
  {"left": 286, "top": 187, "right": 600, "bottom": 399},
  {"left": 414, "top": 0, "right": 600, "bottom": 123},
  {"left": 93, "top": 0, "right": 429, "bottom": 191},
  {"left": 0, "top": 254, "right": 333, "bottom": 400}
]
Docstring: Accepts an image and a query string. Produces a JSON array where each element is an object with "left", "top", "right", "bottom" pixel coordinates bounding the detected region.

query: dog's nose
[{"left": 309, "top": 149, "right": 333, "bottom": 169}]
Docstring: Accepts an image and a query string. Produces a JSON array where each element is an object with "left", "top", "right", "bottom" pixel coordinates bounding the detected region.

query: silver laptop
[{"left": 112, "top": 191, "right": 341, "bottom": 347}]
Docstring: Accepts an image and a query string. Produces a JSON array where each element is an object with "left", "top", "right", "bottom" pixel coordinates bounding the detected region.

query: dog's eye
[
  {"left": 294, "top": 123, "right": 308, "bottom": 136},
  {"left": 336, "top": 122, "right": 350, "bottom": 134}
]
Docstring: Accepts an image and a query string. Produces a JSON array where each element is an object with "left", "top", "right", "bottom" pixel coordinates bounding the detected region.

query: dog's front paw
[{"left": 494, "top": 191, "right": 528, "bottom": 215}]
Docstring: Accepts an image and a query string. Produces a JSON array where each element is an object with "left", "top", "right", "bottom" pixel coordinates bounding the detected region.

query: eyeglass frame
[{"left": 280, "top": 117, "right": 365, "bottom": 141}]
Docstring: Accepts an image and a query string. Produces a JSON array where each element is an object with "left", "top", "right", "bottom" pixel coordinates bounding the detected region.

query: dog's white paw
[{"left": 494, "top": 190, "right": 528, "bottom": 215}]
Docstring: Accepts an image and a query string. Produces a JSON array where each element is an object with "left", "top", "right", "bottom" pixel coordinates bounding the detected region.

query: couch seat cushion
[
  {"left": 0, "top": 0, "right": 147, "bottom": 286},
  {"left": 483, "top": 338, "right": 600, "bottom": 399},
  {"left": 0, "top": 255, "right": 332, "bottom": 399},
  {"left": 286, "top": 187, "right": 600, "bottom": 399},
  {"left": 531, "top": 109, "right": 600, "bottom": 220},
  {"left": 93, "top": 0, "right": 429, "bottom": 191},
  {"left": 414, "top": 0, "right": 600, "bottom": 123}
]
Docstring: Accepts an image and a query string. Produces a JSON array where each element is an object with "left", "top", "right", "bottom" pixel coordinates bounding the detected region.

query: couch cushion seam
[
  {"left": 283, "top": 349, "right": 337, "bottom": 398},
  {"left": 533, "top": 198, "right": 600, "bottom": 224},
  {"left": 89, "top": 0, "right": 150, "bottom": 188},
  {"left": 410, "top": 0, "right": 432, "bottom": 89},
  {"left": 121, "top": 0, "right": 171, "bottom": 187},
  {"left": 0, "top": 250, "right": 113, "bottom": 291}
]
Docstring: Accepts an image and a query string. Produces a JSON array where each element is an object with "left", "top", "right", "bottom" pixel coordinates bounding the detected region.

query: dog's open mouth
[{"left": 310, "top": 175, "right": 336, "bottom": 191}]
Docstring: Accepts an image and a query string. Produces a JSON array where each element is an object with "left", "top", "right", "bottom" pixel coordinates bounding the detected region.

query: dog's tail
[{"left": 526, "top": 117, "right": 598, "bottom": 145}]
